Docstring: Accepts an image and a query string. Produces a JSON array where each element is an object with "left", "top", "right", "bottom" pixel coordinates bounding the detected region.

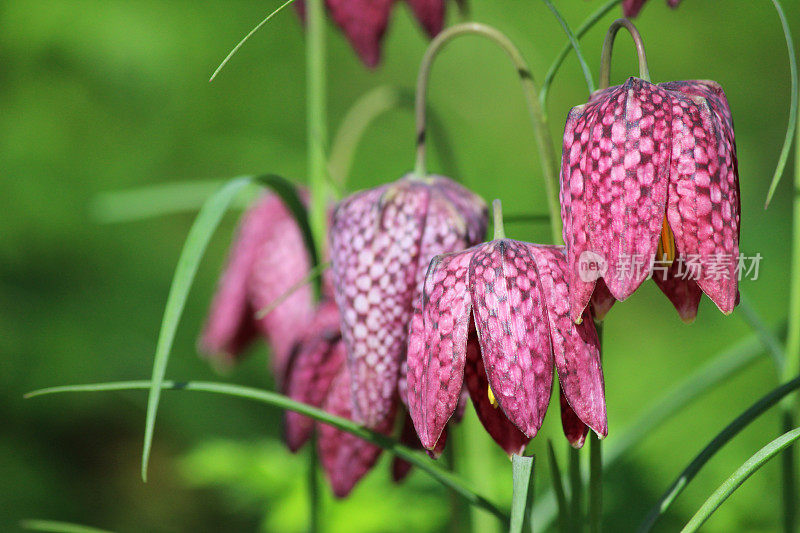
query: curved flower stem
[
  {"left": 413, "top": 22, "right": 562, "bottom": 243},
  {"left": 306, "top": 0, "right": 329, "bottom": 262},
  {"left": 26, "top": 380, "right": 510, "bottom": 524},
  {"left": 493, "top": 199, "right": 507, "bottom": 240},
  {"left": 598, "top": 18, "right": 651, "bottom": 90},
  {"left": 540, "top": 0, "right": 622, "bottom": 105},
  {"left": 540, "top": 0, "right": 596, "bottom": 96}
]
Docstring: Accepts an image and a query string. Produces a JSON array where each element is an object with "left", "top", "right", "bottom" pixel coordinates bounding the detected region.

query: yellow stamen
[
  {"left": 656, "top": 214, "right": 676, "bottom": 265},
  {"left": 488, "top": 384, "right": 499, "bottom": 408}
]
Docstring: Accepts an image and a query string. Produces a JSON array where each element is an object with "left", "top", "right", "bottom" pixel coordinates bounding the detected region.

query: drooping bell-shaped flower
[
  {"left": 560, "top": 77, "right": 739, "bottom": 324},
  {"left": 296, "top": 0, "right": 455, "bottom": 68},
  {"left": 406, "top": 233, "right": 607, "bottom": 455},
  {"left": 330, "top": 174, "right": 488, "bottom": 430},
  {"left": 623, "top": 0, "right": 682, "bottom": 18},
  {"left": 199, "top": 192, "right": 314, "bottom": 381},
  {"left": 283, "top": 300, "right": 393, "bottom": 497}
]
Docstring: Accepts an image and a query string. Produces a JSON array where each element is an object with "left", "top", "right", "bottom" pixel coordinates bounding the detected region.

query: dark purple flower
[
  {"left": 623, "top": 0, "right": 682, "bottom": 18},
  {"left": 330, "top": 174, "right": 488, "bottom": 430},
  {"left": 199, "top": 192, "right": 314, "bottom": 381},
  {"left": 297, "top": 0, "right": 451, "bottom": 68},
  {"left": 406, "top": 240, "right": 607, "bottom": 455},
  {"left": 560, "top": 77, "right": 739, "bottom": 324}
]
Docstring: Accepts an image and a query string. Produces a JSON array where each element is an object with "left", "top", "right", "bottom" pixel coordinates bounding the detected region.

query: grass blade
[
  {"left": 20, "top": 520, "right": 112, "bottom": 533},
  {"left": 510, "top": 455, "right": 536, "bottom": 533},
  {"left": 764, "top": 0, "right": 798, "bottom": 207},
  {"left": 209, "top": 0, "right": 298, "bottom": 82},
  {"left": 540, "top": 0, "right": 595, "bottom": 94},
  {"left": 737, "top": 291, "right": 785, "bottom": 373},
  {"left": 681, "top": 427, "right": 800, "bottom": 532},
  {"left": 26, "top": 380, "right": 510, "bottom": 524},
  {"left": 141, "top": 174, "right": 316, "bottom": 483},
  {"left": 638, "top": 376, "right": 800, "bottom": 532}
]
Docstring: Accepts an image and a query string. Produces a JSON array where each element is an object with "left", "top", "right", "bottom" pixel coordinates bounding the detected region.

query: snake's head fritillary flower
[
  {"left": 296, "top": 0, "right": 453, "bottom": 68},
  {"left": 199, "top": 192, "right": 314, "bottom": 381},
  {"left": 623, "top": 0, "right": 682, "bottom": 18},
  {"left": 560, "top": 77, "right": 739, "bottom": 324},
  {"left": 407, "top": 239, "right": 607, "bottom": 455},
  {"left": 330, "top": 174, "right": 487, "bottom": 430}
]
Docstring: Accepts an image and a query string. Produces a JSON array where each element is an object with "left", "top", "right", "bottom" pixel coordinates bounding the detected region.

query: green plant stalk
[
  {"left": 306, "top": 0, "right": 329, "bottom": 261},
  {"left": 738, "top": 292, "right": 786, "bottom": 374},
  {"left": 540, "top": 0, "right": 622, "bottom": 105},
  {"left": 308, "top": 435, "right": 320, "bottom": 533},
  {"left": 599, "top": 18, "right": 651, "bottom": 89},
  {"left": 568, "top": 446, "right": 582, "bottom": 532},
  {"left": 638, "top": 375, "right": 800, "bottom": 532},
  {"left": 510, "top": 455, "right": 536, "bottom": 533},
  {"left": 588, "top": 322, "right": 604, "bottom": 533},
  {"left": 27, "top": 380, "right": 510, "bottom": 524},
  {"left": 546, "top": 440, "right": 570, "bottom": 533},
  {"left": 458, "top": 408, "right": 502, "bottom": 533},
  {"left": 540, "top": 0, "right": 595, "bottom": 95},
  {"left": 412, "top": 22, "right": 562, "bottom": 243},
  {"left": 681, "top": 427, "right": 800, "bottom": 533}
]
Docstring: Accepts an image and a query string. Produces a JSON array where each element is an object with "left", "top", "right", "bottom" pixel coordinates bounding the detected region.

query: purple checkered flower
[
  {"left": 330, "top": 174, "right": 488, "bottom": 431},
  {"left": 199, "top": 192, "right": 314, "bottom": 382},
  {"left": 406, "top": 240, "right": 607, "bottom": 455},
  {"left": 623, "top": 0, "right": 682, "bottom": 18},
  {"left": 560, "top": 77, "right": 739, "bottom": 324}
]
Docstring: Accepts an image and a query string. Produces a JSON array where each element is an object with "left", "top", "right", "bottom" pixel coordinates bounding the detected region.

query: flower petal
[
  {"left": 284, "top": 301, "right": 345, "bottom": 452},
  {"left": 330, "top": 181, "right": 428, "bottom": 429},
  {"left": 662, "top": 85, "right": 739, "bottom": 314},
  {"left": 559, "top": 386, "right": 589, "bottom": 449},
  {"left": 404, "top": 0, "right": 445, "bottom": 37},
  {"left": 325, "top": 0, "right": 394, "bottom": 67},
  {"left": 317, "top": 366, "right": 391, "bottom": 498},
  {"left": 469, "top": 240, "right": 553, "bottom": 438},
  {"left": 392, "top": 414, "right": 449, "bottom": 483},
  {"left": 652, "top": 254, "right": 703, "bottom": 323},
  {"left": 590, "top": 278, "right": 616, "bottom": 321},
  {"left": 526, "top": 244, "right": 607, "bottom": 439},
  {"left": 464, "top": 332, "right": 530, "bottom": 456},
  {"left": 407, "top": 251, "right": 473, "bottom": 450},
  {"left": 622, "top": 0, "right": 647, "bottom": 17}
]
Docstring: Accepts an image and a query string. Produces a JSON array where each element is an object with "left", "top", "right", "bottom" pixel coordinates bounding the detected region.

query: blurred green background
[{"left": 2, "top": 0, "right": 799, "bottom": 531}]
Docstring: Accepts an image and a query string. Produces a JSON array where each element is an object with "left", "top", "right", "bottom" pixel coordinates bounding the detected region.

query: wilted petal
[
  {"left": 404, "top": 0, "right": 445, "bottom": 37},
  {"left": 331, "top": 181, "right": 429, "bottom": 428},
  {"left": 526, "top": 244, "right": 607, "bottom": 439},
  {"left": 469, "top": 241, "right": 553, "bottom": 437},
  {"left": 652, "top": 255, "right": 703, "bottom": 323},
  {"left": 407, "top": 251, "right": 473, "bottom": 450},
  {"left": 464, "top": 333, "right": 530, "bottom": 456},
  {"left": 317, "top": 367, "right": 391, "bottom": 498},
  {"left": 662, "top": 83, "right": 739, "bottom": 314},
  {"left": 284, "top": 301, "right": 345, "bottom": 452},
  {"left": 559, "top": 386, "right": 589, "bottom": 449}
]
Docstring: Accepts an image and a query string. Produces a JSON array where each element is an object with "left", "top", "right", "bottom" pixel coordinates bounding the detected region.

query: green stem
[
  {"left": 540, "top": 0, "right": 622, "bottom": 105},
  {"left": 26, "top": 380, "right": 510, "bottom": 524},
  {"left": 568, "top": 446, "right": 583, "bottom": 532},
  {"left": 589, "top": 436, "right": 602, "bottom": 533},
  {"left": 492, "top": 199, "right": 506, "bottom": 240},
  {"left": 459, "top": 408, "right": 502, "bottom": 533},
  {"left": 681, "top": 427, "right": 800, "bottom": 533},
  {"left": 540, "top": 0, "right": 595, "bottom": 95},
  {"left": 598, "top": 18, "right": 651, "bottom": 90},
  {"left": 308, "top": 436, "right": 320, "bottom": 533},
  {"left": 306, "top": 0, "right": 329, "bottom": 263},
  {"left": 412, "top": 22, "right": 562, "bottom": 243}
]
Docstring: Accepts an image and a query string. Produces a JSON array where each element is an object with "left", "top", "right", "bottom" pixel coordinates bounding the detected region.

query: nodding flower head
[
  {"left": 199, "top": 192, "right": 314, "bottom": 381},
  {"left": 283, "top": 300, "right": 393, "bottom": 498},
  {"left": 406, "top": 237, "right": 607, "bottom": 455},
  {"left": 560, "top": 77, "right": 739, "bottom": 324},
  {"left": 330, "top": 174, "right": 488, "bottom": 430},
  {"left": 296, "top": 0, "right": 454, "bottom": 68},
  {"left": 623, "top": 0, "right": 682, "bottom": 18}
]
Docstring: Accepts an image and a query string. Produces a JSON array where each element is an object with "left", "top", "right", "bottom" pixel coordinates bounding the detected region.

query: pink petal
[
  {"left": 662, "top": 84, "right": 739, "bottom": 314},
  {"left": 392, "top": 414, "right": 449, "bottom": 483},
  {"left": 525, "top": 244, "right": 607, "bottom": 439},
  {"left": 590, "top": 278, "right": 616, "bottom": 321},
  {"left": 469, "top": 240, "right": 553, "bottom": 438},
  {"left": 652, "top": 254, "right": 703, "bottom": 323},
  {"left": 407, "top": 250, "right": 473, "bottom": 450},
  {"left": 317, "top": 366, "right": 392, "bottom": 498},
  {"left": 283, "top": 301, "right": 345, "bottom": 452},
  {"left": 404, "top": 0, "right": 445, "bottom": 37},
  {"left": 559, "top": 386, "right": 589, "bottom": 449},
  {"left": 622, "top": 0, "right": 647, "bottom": 17},
  {"left": 464, "top": 332, "right": 530, "bottom": 456},
  {"left": 325, "top": 0, "right": 394, "bottom": 68}
]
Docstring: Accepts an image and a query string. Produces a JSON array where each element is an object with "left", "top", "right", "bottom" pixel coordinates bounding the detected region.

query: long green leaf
[
  {"left": 26, "top": 380, "right": 509, "bottom": 523},
  {"left": 681, "top": 427, "right": 800, "bottom": 532},
  {"left": 540, "top": 0, "right": 595, "bottom": 94},
  {"left": 510, "top": 455, "right": 536, "bottom": 533},
  {"left": 638, "top": 375, "right": 800, "bottom": 532},
  {"left": 532, "top": 330, "right": 775, "bottom": 529},
  {"left": 764, "top": 0, "right": 798, "bottom": 207},
  {"left": 141, "top": 174, "right": 316, "bottom": 483},
  {"left": 737, "top": 291, "right": 785, "bottom": 373},
  {"left": 540, "top": 0, "right": 621, "bottom": 105},
  {"left": 20, "top": 520, "right": 112, "bottom": 533}
]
